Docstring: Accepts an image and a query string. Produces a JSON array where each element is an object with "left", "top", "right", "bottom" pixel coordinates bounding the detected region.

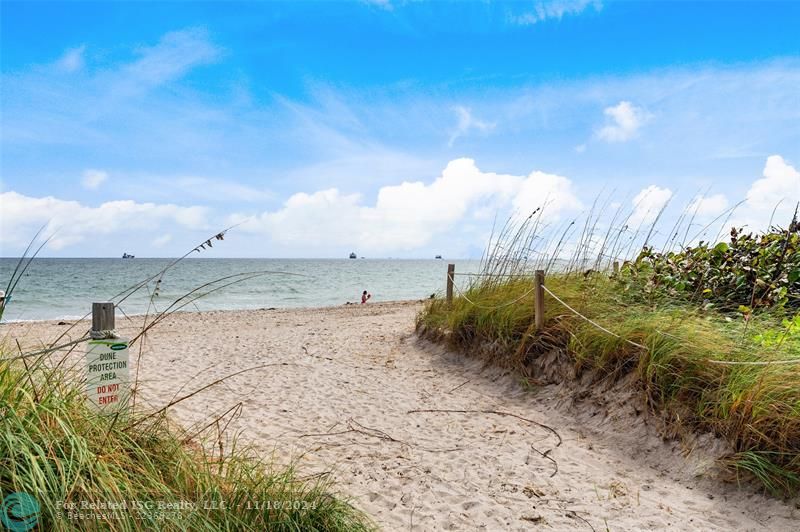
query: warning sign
[{"left": 86, "top": 339, "right": 131, "bottom": 411}]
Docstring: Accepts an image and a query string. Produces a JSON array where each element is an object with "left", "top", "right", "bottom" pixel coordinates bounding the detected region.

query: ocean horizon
[{"left": 0, "top": 257, "right": 481, "bottom": 322}]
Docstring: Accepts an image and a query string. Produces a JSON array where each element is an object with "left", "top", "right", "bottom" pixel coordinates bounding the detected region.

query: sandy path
[{"left": 5, "top": 302, "right": 798, "bottom": 531}]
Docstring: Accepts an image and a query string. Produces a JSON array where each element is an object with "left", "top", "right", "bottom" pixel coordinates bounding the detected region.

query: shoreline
[
  {"left": 0, "top": 299, "right": 427, "bottom": 326},
  {"left": 4, "top": 301, "right": 797, "bottom": 530}
]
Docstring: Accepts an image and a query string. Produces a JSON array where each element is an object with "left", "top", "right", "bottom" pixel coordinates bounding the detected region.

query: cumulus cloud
[
  {"left": 514, "top": 171, "right": 583, "bottom": 215},
  {"left": 512, "top": 0, "right": 602, "bottom": 25},
  {"left": 0, "top": 192, "right": 209, "bottom": 250},
  {"left": 730, "top": 155, "right": 800, "bottom": 231},
  {"left": 746, "top": 155, "right": 800, "bottom": 216},
  {"left": 596, "top": 101, "right": 649, "bottom": 142},
  {"left": 82, "top": 169, "right": 108, "bottom": 190},
  {"left": 630, "top": 185, "right": 673, "bottom": 226},
  {"left": 231, "top": 158, "right": 581, "bottom": 252},
  {"left": 615, "top": 156, "right": 796, "bottom": 246}
]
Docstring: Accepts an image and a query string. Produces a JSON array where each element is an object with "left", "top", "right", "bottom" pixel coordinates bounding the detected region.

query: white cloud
[
  {"left": 746, "top": 155, "right": 800, "bottom": 215},
  {"left": 2, "top": 27, "right": 224, "bottom": 151},
  {"left": 2, "top": 26, "right": 798, "bottom": 258},
  {"left": 0, "top": 192, "right": 209, "bottom": 250},
  {"left": 232, "top": 158, "right": 581, "bottom": 252},
  {"left": 56, "top": 45, "right": 86, "bottom": 72},
  {"left": 122, "top": 28, "right": 220, "bottom": 91},
  {"left": 730, "top": 155, "right": 800, "bottom": 231},
  {"left": 630, "top": 185, "right": 673, "bottom": 226},
  {"left": 688, "top": 193, "right": 729, "bottom": 218},
  {"left": 513, "top": 171, "right": 583, "bottom": 215},
  {"left": 448, "top": 106, "right": 495, "bottom": 147},
  {"left": 595, "top": 100, "right": 649, "bottom": 142},
  {"left": 512, "top": 0, "right": 602, "bottom": 25},
  {"left": 82, "top": 169, "right": 108, "bottom": 190}
]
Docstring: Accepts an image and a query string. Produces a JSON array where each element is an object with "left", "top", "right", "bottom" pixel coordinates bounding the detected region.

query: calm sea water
[{"left": 0, "top": 258, "right": 481, "bottom": 322}]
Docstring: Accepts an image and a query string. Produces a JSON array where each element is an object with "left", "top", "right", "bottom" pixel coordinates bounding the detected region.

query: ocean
[{"left": 0, "top": 258, "right": 481, "bottom": 322}]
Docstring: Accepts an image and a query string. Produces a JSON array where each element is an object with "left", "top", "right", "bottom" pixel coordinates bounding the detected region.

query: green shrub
[{"left": 624, "top": 219, "right": 800, "bottom": 312}]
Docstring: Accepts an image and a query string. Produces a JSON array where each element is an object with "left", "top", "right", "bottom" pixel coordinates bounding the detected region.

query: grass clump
[
  {"left": 0, "top": 355, "right": 374, "bottom": 531},
  {"left": 1, "top": 229, "right": 373, "bottom": 531},
  {"left": 421, "top": 273, "right": 800, "bottom": 495},
  {"left": 419, "top": 207, "right": 800, "bottom": 496}
]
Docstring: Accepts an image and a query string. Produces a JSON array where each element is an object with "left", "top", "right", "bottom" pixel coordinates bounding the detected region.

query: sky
[{"left": 1, "top": 0, "right": 799, "bottom": 258}]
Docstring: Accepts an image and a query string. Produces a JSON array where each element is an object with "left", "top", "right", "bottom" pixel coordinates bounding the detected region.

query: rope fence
[
  {"left": 448, "top": 274, "right": 539, "bottom": 311},
  {"left": 452, "top": 272, "right": 535, "bottom": 278},
  {"left": 443, "top": 263, "right": 800, "bottom": 367},
  {"left": 541, "top": 285, "right": 647, "bottom": 350}
]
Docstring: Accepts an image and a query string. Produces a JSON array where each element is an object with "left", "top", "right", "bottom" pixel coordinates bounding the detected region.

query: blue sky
[{"left": 1, "top": 0, "right": 799, "bottom": 257}]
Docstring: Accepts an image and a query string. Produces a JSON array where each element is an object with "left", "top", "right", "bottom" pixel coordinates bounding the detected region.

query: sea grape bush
[{"left": 621, "top": 217, "right": 800, "bottom": 312}]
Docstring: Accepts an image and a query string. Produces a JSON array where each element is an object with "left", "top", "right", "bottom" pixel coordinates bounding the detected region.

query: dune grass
[
  {"left": 0, "top": 345, "right": 374, "bottom": 532},
  {"left": 419, "top": 273, "right": 800, "bottom": 496},
  {"left": 0, "top": 230, "right": 374, "bottom": 531},
  {"left": 419, "top": 202, "right": 800, "bottom": 496}
]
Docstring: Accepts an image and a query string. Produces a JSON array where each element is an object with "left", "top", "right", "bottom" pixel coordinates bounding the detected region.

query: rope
[
  {"left": 703, "top": 358, "right": 800, "bottom": 366},
  {"left": 544, "top": 286, "right": 800, "bottom": 365},
  {"left": 449, "top": 275, "right": 539, "bottom": 310},
  {"left": 543, "top": 287, "right": 800, "bottom": 366},
  {"left": 655, "top": 328, "right": 800, "bottom": 366},
  {"left": 451, "top": 278, "right": 800, "bottom": 366},
  {"left": 541, "top": 285, "right": 648, "bottom": 350},
  {"left": 90, "top": 330, "right": 119, "bottom": 340},
  {"left": 452, "top": 272, "right": 534, "bottom": 278}
]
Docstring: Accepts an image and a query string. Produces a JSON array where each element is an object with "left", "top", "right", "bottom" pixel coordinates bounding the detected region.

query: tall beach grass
[
  {"left": 1, "top": 230, "right": 374, "bottom": 531},
  {"left": 419, "top": 199, "right": 800, "bottom": 495}
]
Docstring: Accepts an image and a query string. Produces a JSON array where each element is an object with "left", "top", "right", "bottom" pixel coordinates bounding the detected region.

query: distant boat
[
  {"left": 349, "top": 252, "right": 357, "bottom": 259},
  {"left": 435, "top": 255, "right": 443, "bottom": 259},
  {"left": 122, "top": 253, "right": 135, "bottom": 259}
]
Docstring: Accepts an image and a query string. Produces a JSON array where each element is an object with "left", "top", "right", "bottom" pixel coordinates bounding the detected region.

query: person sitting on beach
[{"left": 361, "top": 290, "right": 371, "bottom": 304}]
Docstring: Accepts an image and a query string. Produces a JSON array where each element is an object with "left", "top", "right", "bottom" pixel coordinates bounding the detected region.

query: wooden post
[
  {"left": 613, "top": 261, "right": 620, "bottom": 275},
  {"left": 87, "top": 301, "right": 129, "bottom": 412},
  {"left": 446, "top": 264, "right": 455, "bottom": 306},
  {"left": 534, "top": 270, "right": 545, "bottom": 331},
  {"left": 91, "top": 302, "right": 115, "bottom": 339}
]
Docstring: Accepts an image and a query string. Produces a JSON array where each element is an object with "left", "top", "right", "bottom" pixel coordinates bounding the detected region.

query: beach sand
[{"left": 5, "top": 301, "right": 798, "bottom": 531}]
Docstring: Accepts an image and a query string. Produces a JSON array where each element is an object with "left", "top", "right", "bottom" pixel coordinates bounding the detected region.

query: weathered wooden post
[
  {"left": 91, "top": 302, "right": 116, "bottom": 339},
  {"left": 613, "top": 261, "right": 620, "bottom": 276},
  {"left": 446, "top": 263, "right": 455, "bottom": 306},
  {"left": 87, "top": 302, "right": 130, "bottom": 412},
  {"left": 534, "top": 270, "right": 545, "bottom": 331}
]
